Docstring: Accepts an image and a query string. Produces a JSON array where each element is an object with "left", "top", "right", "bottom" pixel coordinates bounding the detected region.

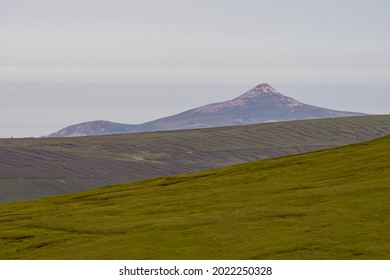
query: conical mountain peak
[
  {"left": 234, "top": 83, "right": 282, "bottom": 100},
  {"left": 48, "top": 83, "right": 365, "bottom": 137},
  {"left": 253, "top": 83, "right": 280, "bottom": 93}
]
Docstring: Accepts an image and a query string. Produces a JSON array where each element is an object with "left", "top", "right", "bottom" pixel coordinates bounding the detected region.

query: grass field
[
  {"left": 0, "top": 134, "right": 389, "bottom": 259},
  {"left": 2, "top": 115, "right": 390, "bottom": 203}
]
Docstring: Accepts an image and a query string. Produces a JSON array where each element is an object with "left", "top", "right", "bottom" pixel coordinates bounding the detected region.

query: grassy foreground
[{"left": 0, "top": 135, "right": 390, "bottom": 259}]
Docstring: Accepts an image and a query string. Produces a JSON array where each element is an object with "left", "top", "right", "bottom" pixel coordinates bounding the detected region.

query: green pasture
[{"left": 0, "top": 134, "right": 389, "bottom": 259}]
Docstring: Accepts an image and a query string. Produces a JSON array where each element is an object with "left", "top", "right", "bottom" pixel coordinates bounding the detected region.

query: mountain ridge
[{"left": 48, "top": 83, "right": 365, "bottom": 137}]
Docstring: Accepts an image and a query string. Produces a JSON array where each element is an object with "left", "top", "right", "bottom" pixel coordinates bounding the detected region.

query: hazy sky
[{"left": 1, "top": 0, "right": 389, "bottom": 138}]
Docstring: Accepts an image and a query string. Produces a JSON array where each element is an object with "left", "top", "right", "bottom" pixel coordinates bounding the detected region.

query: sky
[{"left": 1, "top": 0, "right": 389, "bottom": 138}]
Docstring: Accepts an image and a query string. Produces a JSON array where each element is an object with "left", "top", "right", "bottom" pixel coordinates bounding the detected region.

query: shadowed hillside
[
  {"left": 0, "top": 133, "right": 389, "bottom": 259},
  {"left": 1, "top": 115, "right": 390, "bottom": 203}
]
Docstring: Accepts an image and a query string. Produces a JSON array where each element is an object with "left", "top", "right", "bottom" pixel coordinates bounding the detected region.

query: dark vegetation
[{"left": 1, "top": 115, "right": 390, "bottom": 203}]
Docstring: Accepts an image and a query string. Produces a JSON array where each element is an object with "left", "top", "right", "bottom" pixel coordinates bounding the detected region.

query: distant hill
[
  {"left": 48, "top": 120, "right": 137, "bottom": 137},
  {"left": 2, "top": 115, "right": 390, "bottom": 204},
  {"left": 1, "top": 133, "right": 390, "bottom": 259},
  {"left": 48, "top": 83, "right": 364, "bottom": 137}
]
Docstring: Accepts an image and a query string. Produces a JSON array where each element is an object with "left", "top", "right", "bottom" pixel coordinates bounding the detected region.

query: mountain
[{"left": 48, "top": 83, "right": 364, "bottom": 137}]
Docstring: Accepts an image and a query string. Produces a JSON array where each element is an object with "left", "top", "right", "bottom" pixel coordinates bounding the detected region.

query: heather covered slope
[
  {"left": 2, "top": 115, "right": 390, "bottom": 204},
  {"left": 0, "top": 134, "right": 389, "bottom": 259}
]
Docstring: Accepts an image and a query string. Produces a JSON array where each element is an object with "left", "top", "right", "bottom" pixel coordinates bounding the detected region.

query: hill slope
[
  {"left": 0, "top": 134, "right": 389, "bottom": 259},
  {"left": 48, "top": 83, "right": 364, "bottom": 137},
  {"left": 46, "top": 120, "right": 137, "bottom": 137},
  {"left": 2, "top": 115, "right": 390, "bottom": 203}
]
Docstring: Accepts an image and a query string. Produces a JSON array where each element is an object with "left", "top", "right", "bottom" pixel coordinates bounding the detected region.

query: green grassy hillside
[
  {"left": 0, "top": 134, "right": 389, "bottom": 259},
  {"left": 2, "top": 115, "right": 390, "bottom": 203}
]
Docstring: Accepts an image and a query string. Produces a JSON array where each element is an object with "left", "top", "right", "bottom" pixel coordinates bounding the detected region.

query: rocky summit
[{"left": 48, "top": 83, "right": 364, "bottom": 137}]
